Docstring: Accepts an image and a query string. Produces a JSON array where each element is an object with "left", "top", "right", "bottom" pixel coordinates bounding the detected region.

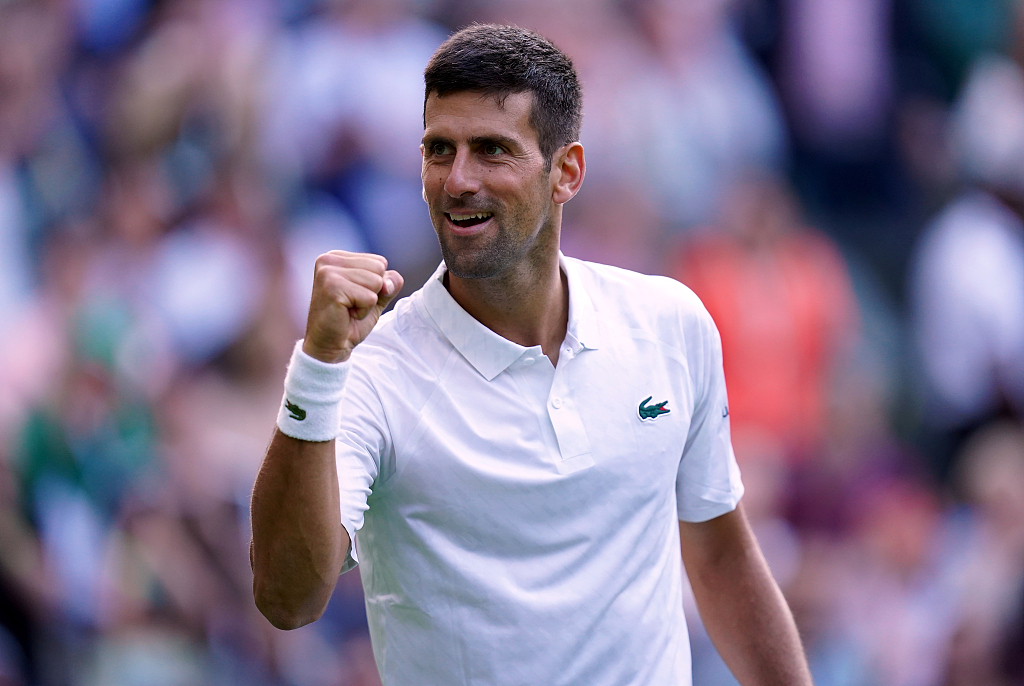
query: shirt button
[
  {"left": 551, "top": 397, "right": 563, "bottom": 409},
  {"left": 523, "top": 357, "right": 535, "bottom": 366}
]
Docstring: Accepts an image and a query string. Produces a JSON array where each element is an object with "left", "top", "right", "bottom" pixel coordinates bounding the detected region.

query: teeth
[{"left": 448, "top": 212, "right": 492, "bottom": 221}]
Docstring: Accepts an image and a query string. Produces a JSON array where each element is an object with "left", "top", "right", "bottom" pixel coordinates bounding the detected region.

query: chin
[
  {"left": 442, "top": 254, "right": 505, "bottom": 280},
  {"left": 437, "top": 234, "right": 511, "bottom": 280}
]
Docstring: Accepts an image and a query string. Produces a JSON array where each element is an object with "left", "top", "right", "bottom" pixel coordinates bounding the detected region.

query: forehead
[{"left": 423, "top": 91, "right": 537, "bottom": 144}]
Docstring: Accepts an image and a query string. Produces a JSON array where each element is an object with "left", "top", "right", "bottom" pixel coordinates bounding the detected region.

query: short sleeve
[
  {"left": 334, "top": 358, "right": 390, "bottom": 573},
  {"left": 676, "top": 303, "right": 744, "bottom": 522}
]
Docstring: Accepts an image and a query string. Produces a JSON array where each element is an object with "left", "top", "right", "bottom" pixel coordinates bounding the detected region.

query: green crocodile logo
[
  {"left": 638, "top": 396, "right": 670, "bottom": 421},
  {"left": 285, "top": 399, "right": 306, "bottom": 421}
]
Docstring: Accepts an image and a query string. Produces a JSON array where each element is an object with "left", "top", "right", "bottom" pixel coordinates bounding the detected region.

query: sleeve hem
[{"left": 677, "top": 486, "right": 744, "bottom": 523}]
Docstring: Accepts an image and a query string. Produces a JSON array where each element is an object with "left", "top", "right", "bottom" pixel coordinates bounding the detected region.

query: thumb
[{"left": 376, "top": 269, "right": 405, "bottom": 311}]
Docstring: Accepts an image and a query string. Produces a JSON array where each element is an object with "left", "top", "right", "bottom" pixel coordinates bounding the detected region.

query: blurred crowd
[{"left": 1, "top": 0, "right": 1024, "bottom": 684}]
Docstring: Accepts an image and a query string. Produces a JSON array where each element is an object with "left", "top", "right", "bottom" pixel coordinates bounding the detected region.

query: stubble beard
[
  {"left": 433, "top": 204, "right": 549, "bottom": 280},
  {"left": 437, "top": 225, "right": 518, "bottom": 279}
]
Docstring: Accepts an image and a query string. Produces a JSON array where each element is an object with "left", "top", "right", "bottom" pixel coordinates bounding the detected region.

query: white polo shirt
[{"left": 333, "top": 256, "right": 743, "bottom": 686}]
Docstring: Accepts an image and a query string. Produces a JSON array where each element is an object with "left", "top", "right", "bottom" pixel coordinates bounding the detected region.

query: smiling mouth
[{"left": 446, "top": 212, "right": 493, "bottom": 228}]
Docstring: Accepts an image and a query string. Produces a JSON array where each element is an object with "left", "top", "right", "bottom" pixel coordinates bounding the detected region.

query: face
[{"left": 421, "top": 90, "right": 557, "bottom": 280}]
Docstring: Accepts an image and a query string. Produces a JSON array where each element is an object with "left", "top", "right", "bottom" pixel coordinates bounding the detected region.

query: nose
[{"left": 443, "top": 148, "right": 480, "bottom": 197}]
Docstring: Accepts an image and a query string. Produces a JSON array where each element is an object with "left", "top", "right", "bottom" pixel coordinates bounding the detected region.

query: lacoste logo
[
  {"left": 638, "top": 396, "right": 670, "bottom": 421},
  {"left": 285, "top": 399, "right": 306, "bottom": 421}
]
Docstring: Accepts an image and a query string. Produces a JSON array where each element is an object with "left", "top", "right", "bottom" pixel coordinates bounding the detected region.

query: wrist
[
  {"left": 301, "top": 339, "right": 353, "bottom": 364},
  {"left": 277, "top": 340, "right": 351, "bottom": 441}
]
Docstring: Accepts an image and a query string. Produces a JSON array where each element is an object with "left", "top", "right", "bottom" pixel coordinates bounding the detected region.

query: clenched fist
[{"left": 302, "top": 251, "right": 405, "bottom": 363}]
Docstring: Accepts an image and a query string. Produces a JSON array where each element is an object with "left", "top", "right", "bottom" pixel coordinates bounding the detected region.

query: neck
[{"left": 446, "top": 248, "right": 569, "bottom": 365}]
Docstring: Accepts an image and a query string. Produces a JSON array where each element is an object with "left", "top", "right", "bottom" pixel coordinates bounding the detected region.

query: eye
[
  {"left": 429, "top": 142, "right": 452, "bottom": 156},
  {"left": 482, "top": 143, "right": 505, "bottom": 156}
]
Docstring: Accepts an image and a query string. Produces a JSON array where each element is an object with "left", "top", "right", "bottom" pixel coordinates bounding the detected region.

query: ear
[
  {"left": 550, "top": 142, "right": 585, "bottom": 205},
  {"left": 420, "top": 143, "right": 428, "bottom": 203}
]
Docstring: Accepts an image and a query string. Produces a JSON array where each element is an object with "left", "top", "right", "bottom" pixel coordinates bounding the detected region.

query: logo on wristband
[{"left": 285, "top": 399, "right": 307, "bottom": 421}]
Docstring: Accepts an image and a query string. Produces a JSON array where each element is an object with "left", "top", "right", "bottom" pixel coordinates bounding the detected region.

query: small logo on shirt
[
  {"left": 285, "top": 399, "right": 306, "bottom": 421},
  {"left": 723, "top": 405, "right": 729, "bottom": 418},
  {"left": 638, "top": 396, "right": 671, "bottom": 421}
]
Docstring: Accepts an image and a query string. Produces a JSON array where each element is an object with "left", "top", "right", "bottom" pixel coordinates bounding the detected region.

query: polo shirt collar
[
  {"left": 561, "top": 255, "right": 602, "bottom": 354},
  {"left": 417, "top": 254, "right": 602, "bottom": 381}
]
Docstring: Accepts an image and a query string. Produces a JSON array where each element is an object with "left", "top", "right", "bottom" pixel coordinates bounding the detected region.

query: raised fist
[{"left": 302, "top": 251, "right": 405, "bottom": 363}]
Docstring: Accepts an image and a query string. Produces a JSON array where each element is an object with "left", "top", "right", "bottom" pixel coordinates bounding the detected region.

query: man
[{"left": 251, "top": 24, "right": 813, "bottom": 686}]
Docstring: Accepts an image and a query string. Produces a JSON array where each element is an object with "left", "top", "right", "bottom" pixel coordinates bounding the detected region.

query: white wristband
[{"left": 277, "top": 340, "right": 351, "bottom": 442}]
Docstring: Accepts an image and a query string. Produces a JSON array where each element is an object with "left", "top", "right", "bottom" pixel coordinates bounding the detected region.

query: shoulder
[
  {"left": 349, "top": 289, "right": 451, "bottom": 382},
  {"left": 567, "top": 257, "right": 715, "bottom": 335}
]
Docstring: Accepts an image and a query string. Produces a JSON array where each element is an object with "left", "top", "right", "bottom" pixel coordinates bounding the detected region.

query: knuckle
[
  {"left": 314, "top": 252, "right": 338, "bottom": 269},
  {"left": 362, "top": 254, "right": 387, "bottom": 273},
  {"left": 315, "top": 269, "right": 339, "bottom": 292},
  {"left": 313, "top": 261, "right": 338, "bottom": 284}
]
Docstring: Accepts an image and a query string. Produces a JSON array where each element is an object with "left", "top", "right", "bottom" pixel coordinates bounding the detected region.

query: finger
[
  {"left": 334, "top": 282, "right": 380, "bottom": 315},
  {"left": 314, "top": 265, "right": 385, "bottom": 303},
  {"left": 336, "top": 267, "right": 386, "bottom": 293},
  {"left": 319, "top": 251, "right": 387, "bottom": 273},
  {"left": 377, "top": 269, "right": 405, "bottom": 309}
]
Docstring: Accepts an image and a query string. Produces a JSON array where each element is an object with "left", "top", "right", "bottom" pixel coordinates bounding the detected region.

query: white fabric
[
  {"left": 333, "top": 256, "right": 743, "bottom": 686},
  {"left": 277, "top": 340, "right": 351, "bottom": 442}
]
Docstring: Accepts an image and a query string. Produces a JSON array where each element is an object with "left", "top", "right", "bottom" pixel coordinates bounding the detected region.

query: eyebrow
[
  {"left": 421, "top": 134, "right": 453, "bottom": 148},
  {"left": 469, "top": 135, "right": 519, "bottom": 150},
  {"left": 421, "top": 134, "right": 520, "bottom": 150}
]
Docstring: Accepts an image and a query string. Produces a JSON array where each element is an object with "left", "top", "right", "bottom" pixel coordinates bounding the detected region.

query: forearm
[
  {"left": 680, "top": 506, "right": 813, "bottom": 686},
  {"left": 250, "top": 429, "right": 349, "bottom": 629}
]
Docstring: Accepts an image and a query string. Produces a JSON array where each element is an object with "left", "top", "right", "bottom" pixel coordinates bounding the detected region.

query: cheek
[{"left": 420, "top": 172, "right": 443, "bottom": 199}]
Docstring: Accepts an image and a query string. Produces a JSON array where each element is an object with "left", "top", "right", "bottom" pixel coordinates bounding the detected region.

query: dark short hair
[{"left": 423, "top": 24, "right": 582, "bottom": 163}]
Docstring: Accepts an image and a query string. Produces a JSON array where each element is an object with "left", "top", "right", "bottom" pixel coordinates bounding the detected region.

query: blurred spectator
[
  {"left": 671, "top": 172, "right": 859, "bottom": 464},
  {"left": 909, "top": 53, "right": 1024, "bottom": 479},
  {"left": 617, "top": 0, "right": 787, "bottom": 229},
  {"left": 779, "top": 0, "right": 893, "bottom": 156},
  {"left": 561, "top": 176, "right": 667, "bottom": 276},
  {"left": 843, "top": 476, "right": 960, "bottom": 686},
  {"left": 773, "top": 0, "right": 919, "bottom": 299},
  {"left": 0, "top": 0, "right": 81, "bottom": 327},
  {"left": 942, "top": 420, "right": 1024, "bottom": 686},
  {"left": 260, "top": 0, "right": 446, "bottom": 288}
]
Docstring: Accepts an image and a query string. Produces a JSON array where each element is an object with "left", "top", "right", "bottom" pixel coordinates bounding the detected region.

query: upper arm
[
  {"left": 678, "top": 503, "right": 758, "bottom": 574},
  {"left": 334, "top": 364, "right": 391, "bottom": 572}
]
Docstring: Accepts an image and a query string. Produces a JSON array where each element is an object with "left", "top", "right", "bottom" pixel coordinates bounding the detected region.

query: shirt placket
[{"left": 547, "top": 341, "right": 594, "bottom": 474}]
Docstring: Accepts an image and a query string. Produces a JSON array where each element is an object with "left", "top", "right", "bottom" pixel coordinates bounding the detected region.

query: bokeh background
[{"left": 2, "top": 0, "right": 1024, "bottom": 683}]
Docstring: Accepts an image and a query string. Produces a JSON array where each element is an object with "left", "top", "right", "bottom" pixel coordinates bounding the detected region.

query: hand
[{"left": 302, "top": 251, "right": 405, "bottom": 363}]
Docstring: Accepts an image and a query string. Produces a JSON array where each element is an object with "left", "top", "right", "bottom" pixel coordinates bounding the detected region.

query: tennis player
[{"left": 251, "top": 23, "right": 813, "bottom": 686}]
